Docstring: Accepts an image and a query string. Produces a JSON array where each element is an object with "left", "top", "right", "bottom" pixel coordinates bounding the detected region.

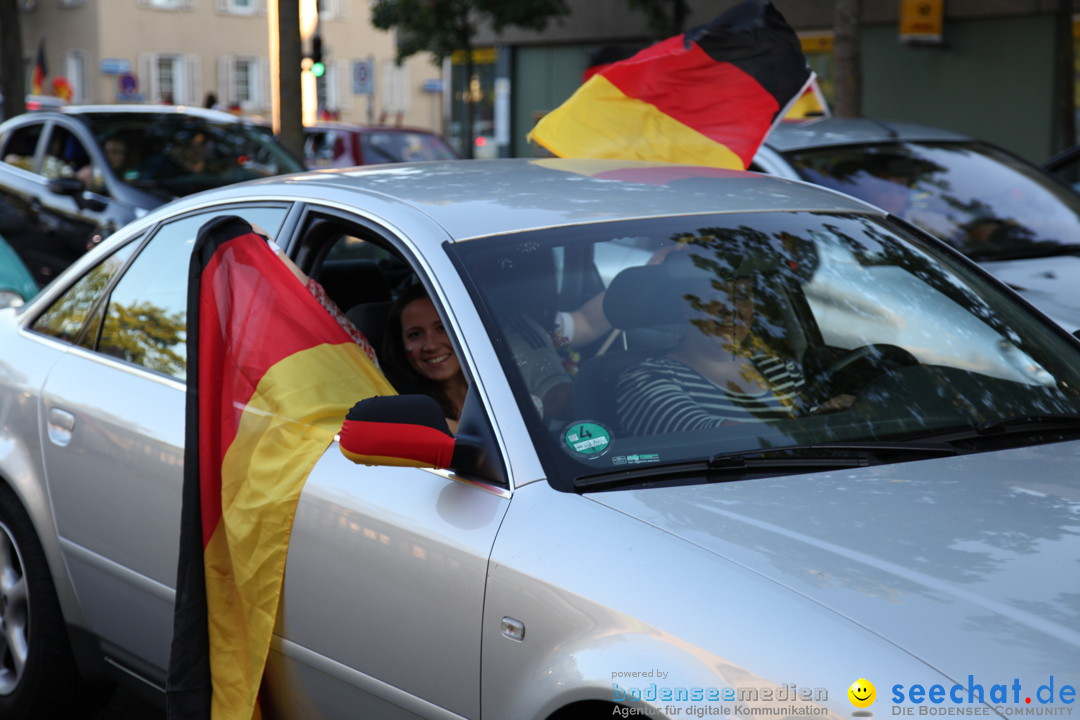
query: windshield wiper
[{"left": 573, "top": 441, "right": 958, "bottom": 492}]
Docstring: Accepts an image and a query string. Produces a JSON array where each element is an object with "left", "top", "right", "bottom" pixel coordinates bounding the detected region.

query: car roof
[
  {"left": 57, "top": 104, "right": 243, "bottom": 122},
  {"left": 210, "top": 158, "right": 885, "bottom": 242},
  {"left": 765, "top": 117, "right": 974, "bottom": 153}
]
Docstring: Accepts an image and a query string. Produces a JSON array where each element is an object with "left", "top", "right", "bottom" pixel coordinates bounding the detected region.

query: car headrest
[{"left": 603, "top": 247, "right": 782, "bottom": 330}]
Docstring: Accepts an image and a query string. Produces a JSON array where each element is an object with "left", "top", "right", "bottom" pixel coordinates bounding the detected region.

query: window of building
[
  {"left": 318, "top": 0, "right": 344, "bottom": 21},
  {"left": 219, "top": 55, "right": 265, "bottom": 111},
  {"left": 141, "top": 52, "right": 200, "bottom": 105},
  {"left": 221, "top": 0, "right": 257, "bottom": 14}
]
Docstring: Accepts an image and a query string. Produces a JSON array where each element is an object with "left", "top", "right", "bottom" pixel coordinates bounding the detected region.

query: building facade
[
  {"left": 16, "top": 0, "right": 445, "bottom": 133},
  {"left": 464, "top": 0, "right": 1076, "bottom": 164}
]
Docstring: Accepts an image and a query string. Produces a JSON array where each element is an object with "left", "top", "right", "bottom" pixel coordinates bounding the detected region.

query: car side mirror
[
  {"left": 47, "top": 176, "right": 85, "bottom": 196},
  {"left": 339, "top": 391, "right": 507, "bottom": 486},
  {"left": 47, "top": 176, "right": 108, "bottom": 212}
]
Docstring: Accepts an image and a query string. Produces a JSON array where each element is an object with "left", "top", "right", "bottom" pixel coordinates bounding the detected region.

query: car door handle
[{"left": 47, "top": 407, "right": 75, "bottom": 447}]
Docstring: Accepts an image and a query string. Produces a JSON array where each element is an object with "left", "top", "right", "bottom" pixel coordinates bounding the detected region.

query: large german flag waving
[
  {"left": 528, "top": 0, "right": 811, "bottom": 169},
  {"left": 167, "top": 216, "right": 395, "bottom": 719}
]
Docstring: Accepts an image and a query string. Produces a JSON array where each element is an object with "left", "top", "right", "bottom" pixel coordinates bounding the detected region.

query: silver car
[
  {"left": 754, "top": 118, "right": 1080, "bottom": 332},
  {"left": 2, "top": 159, "right": 1079, "bottom": 719}
]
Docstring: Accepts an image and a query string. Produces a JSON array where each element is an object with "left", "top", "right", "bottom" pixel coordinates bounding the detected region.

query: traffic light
[{"left": 310, "top": 35, "right": 325, "bottom": 78}]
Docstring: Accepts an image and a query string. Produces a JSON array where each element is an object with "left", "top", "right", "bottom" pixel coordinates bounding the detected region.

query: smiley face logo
[{"left": 848, "top": 678, "right": 876, "bottom": 708}]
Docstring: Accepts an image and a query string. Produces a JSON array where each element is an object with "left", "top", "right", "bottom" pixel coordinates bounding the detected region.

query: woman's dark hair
[{"left": 380, "top": 283, "right": 461, "bottom": 420}]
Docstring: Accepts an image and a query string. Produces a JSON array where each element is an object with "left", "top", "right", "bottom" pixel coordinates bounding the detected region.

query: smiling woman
[{"left": 380, "top": 283, "right": 469, "bottom": 433}]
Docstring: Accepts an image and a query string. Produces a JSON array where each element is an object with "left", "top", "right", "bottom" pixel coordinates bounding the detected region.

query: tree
[
  {"left": 371, "top": 0, "right": 570, "bottom": 158},
  {"left": 0, "top": 0, "right": 26, "bottom": 120},
  {"left": 832, "top": 0, "right": 862, "bottom": 118},
  {"left": 626, "top": 0, "right": 690, "bottom": 38}
]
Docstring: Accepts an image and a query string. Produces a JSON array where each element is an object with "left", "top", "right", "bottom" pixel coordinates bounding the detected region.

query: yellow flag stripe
[
  {"left": 205, "top": 341, "right": 395, "bottom": 719},
  {"left": 529, "top": 75, "right": 744, "bottom": 169}
]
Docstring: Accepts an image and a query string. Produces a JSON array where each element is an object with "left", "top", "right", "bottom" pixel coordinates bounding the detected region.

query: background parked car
[
  {"left": 1043, "top": 143, "right": 1080, "bottom": 193},
  {"left": 0, "top": 104, "right": 305, "bottom": 285},
  {"left": 2, "top": 159, "right": 1079, "bottom": 719},
  {"left": 753, "top": 117, "right": 1080, "bottom": 331},
  {"left": 302, "top": 122, "right": 458, "bottom": 169},
  {"left": 0, "top": 233, "right": 37, "bottom": 308}
]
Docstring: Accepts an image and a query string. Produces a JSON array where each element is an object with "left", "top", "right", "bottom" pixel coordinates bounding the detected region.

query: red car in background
[{"left": 303, "top": 122, "right": 458, "bottom": 169}]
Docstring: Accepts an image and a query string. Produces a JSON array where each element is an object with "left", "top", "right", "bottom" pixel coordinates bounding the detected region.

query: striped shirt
[{"left": 616, "top": 354, "right": 805, "bottom": 436}]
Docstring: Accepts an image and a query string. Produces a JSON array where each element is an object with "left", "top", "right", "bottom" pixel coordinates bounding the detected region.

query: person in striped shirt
[{"left": 616, "top": 266, "right": 806, "bottom": 436}]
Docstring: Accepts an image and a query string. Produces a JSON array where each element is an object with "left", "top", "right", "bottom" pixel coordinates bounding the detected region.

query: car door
[
  {"left": 34, "top": 203, "right": 292, "bottom": 683},
  {"left": 263, "top": 209, "right": 513, "bottom": 720},
  {"left": 33, "top": 121, "right": 113, "bottom": 260},
  {"left": 0, "top": 119, "right": 55, "bottom": 284}
]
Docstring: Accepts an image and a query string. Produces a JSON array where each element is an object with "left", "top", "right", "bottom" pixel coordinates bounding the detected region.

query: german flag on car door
[
  {"left": 528, "top": 0, "right": 811, "bottom": 170},
  {"left": 166, "top": 216, "right": 395, "bottom": 720}
]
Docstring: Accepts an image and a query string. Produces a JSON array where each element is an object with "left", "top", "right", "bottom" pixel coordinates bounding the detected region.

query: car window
[
  {"left": 75, "top": 112, "right": 304, "bottom": 200},
  {"left": 451, "top": 212, "right": 1080, "bottom": 489},
  {"left": 41, "top": 125, "right": 92, "bottom": 182},
  {"left": 304, "top": 130, "right": 350, "bottom": 168},
  {"left": 92, "top": 206, "right": 289, "bottom": 380},
  {"left": 1, "top": 123, "right": 44, "bottom": 173},
  {"left": 31, "top": 241, "right": 140, "bottom": 345},
  {"left": 360, "top": 131, "right": 457, "bottom": 164},
  {"left": 786, "top": 142, "right": 1080, "bottom": 262}
]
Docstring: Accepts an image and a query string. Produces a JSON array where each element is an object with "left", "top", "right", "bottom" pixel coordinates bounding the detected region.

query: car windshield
[
  {"left": 452, "top": 212, "right": 1080, "bottom": 489},
  {"left": 77, "top": 112, "right": 304, "bottom": 200},
  {"left": 784, "top": 142, "right": 1080, "bottom": 262},
  {"left": 359, "top": 131, "right": 458, "bottom": 163}
]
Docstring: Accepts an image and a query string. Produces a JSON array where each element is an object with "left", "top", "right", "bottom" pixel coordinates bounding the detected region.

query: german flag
[
  {"left": 339, "top": 395, "right": 456, "bottom": 468},
  {"left": 31, "top": 38, "right": 47, "bottom": 96},
  {"left": 528, "top": 0, "right": 811, "bottom": 170},
  {"left": 166, "top": 216, "right": 395, "bottom": 720},
  {"left": 783, "top": 76, "right": 830, "bottom": 122}
]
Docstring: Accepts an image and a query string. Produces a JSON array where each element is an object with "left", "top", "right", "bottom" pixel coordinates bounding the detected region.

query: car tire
[{"left": 0, "top": 482, "right": 83, "bottom": 719}]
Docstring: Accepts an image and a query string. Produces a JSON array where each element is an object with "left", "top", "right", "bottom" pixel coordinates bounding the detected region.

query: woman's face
[{"left": 401, "top": 298, "right": 462, "bottom": 384}]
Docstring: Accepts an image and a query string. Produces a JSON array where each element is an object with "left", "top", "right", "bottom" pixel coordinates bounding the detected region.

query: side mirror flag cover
[{"left": 340, "top": 395, "right": 456, "bottom": 469}]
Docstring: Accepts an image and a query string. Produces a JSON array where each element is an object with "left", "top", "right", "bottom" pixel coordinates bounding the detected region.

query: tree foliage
[{"left": 371, "top": 0, "right": 571, "bottom": 64}]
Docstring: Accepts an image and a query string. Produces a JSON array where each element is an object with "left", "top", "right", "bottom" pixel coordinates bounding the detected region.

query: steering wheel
[{"left": 820, "top": 343, "right": 921, "bottom": 397}]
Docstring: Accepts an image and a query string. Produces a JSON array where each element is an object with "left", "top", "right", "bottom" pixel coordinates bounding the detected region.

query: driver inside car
[{"left": 615, "top": 246, "right": 853, "bottom": 436}]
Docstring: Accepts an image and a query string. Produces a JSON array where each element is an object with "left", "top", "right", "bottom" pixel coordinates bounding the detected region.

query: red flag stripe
[
  {"left": 197, "top": 234, "right": 355, "bottom": 546},
  {"left": 601, "top": 38, "right": 779, "bottom": 165}
]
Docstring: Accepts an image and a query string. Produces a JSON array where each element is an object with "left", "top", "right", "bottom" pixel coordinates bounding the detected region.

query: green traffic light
[{"left": 312, "top": 61, "right": 326, "bottom": 78}]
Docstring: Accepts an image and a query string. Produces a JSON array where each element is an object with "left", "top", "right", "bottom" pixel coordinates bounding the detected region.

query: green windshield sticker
[{"left": 563, "top": 422, "right": 611, "bottom": 457}]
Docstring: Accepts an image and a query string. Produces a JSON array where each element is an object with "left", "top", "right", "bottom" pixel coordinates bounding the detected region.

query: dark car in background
[
  {"left": 1043, "top": 143, "right": 1080, "bottom": 194},
  {"left": 0, "top": 105, "right": 304, "bottom": 284},
  {"left": 302, "top": 121, "right": 458, "bottom": 169},
  {"left": 753, "top": 118, "right": 1080, "bottom": 331}
]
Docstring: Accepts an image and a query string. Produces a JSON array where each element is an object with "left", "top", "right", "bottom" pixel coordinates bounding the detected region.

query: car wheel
[{"left": 0, "top": 483, "right": 82, "bottom": 719}]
